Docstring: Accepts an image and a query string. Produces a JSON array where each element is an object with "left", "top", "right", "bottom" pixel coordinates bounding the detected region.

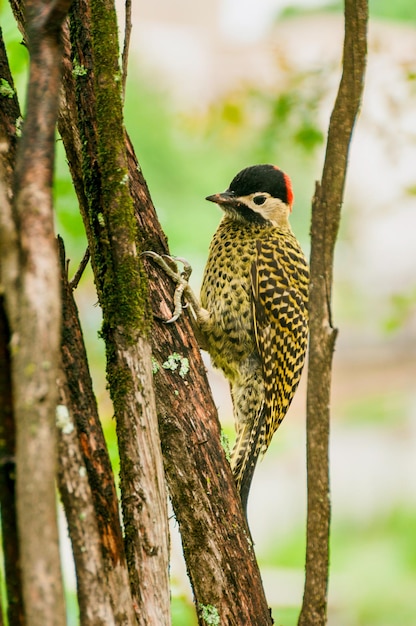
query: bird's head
[{"left": 206, "top": 164, "right": 294, "bottom": 229}]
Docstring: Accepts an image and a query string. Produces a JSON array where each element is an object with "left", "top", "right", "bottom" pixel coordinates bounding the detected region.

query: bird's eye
[{"left": 253, "top": 195, "right": 266, "bottom": 206}]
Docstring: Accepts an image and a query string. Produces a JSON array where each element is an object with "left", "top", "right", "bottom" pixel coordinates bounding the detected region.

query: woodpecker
[
  {"left": 145, "top": 164, "right": 309, "bottom": 515},
  {"left": 199, "top": 164, "right": 309, "bottom": 513}
]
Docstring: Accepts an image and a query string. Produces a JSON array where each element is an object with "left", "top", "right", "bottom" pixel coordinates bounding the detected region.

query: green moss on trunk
[{"left": 70, "top": 0, "right": 152, "bottom": 343}]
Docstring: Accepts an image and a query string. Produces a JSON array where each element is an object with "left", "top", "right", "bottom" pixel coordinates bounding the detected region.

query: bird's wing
[{"left": 250, "top": 236, "right": 309, "bottom": 454}]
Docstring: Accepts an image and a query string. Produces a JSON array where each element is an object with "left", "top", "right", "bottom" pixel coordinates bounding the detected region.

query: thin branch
[
  {"left": 56, "top": 378, "right": 119, "bottom": 626},
  {"left": 0, "top": 297, "right": 24, "bottom": 626},
  {"left": 69, "top": 245, "right": 90, "bottom": 289},
  {"left": 121, "top": 0, "right": 132, "bottom": 100},
  {"left": 298, "top": 1, "right": 368, "bottom": 625},
  {"left": 0, "top": 30, "right": 25, "bottom": 626}
]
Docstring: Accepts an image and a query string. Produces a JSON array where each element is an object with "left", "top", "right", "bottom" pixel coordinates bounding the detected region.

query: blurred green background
[{"left": 1, "top": 0, "right": 416, "bottom": 624}]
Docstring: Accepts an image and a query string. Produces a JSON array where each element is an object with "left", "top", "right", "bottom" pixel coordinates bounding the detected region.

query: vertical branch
[
  {"left": 57, "top": 238, "right": 137, "bottom": 625},
  {"left": 66, "top": 0, "right": 171, "bottom": 621},
  {"left": 298, "top": 1, "right": 368, "bottom": 625},
  {"left": 0, "top": 0, "right": 72, "bottom": 624},
  {"left": 121, "top": 0, "right": 132, "bottom": 100},
  {"left": 0, "top": 299, "right": 24, "bottom": 626},
  {"left": 0, "top": 28, "right": 25, "bottom": 626},
  {"left": 56, "top": 378, "right": 118, "bottom": 626}
]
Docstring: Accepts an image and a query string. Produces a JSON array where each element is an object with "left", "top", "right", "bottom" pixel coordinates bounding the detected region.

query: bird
[
  {"left": 198, "top": 164, "right": 309, "bottom": 514},
  {"left": 145, "top": 164, "right": 309, "bottom": 516}
]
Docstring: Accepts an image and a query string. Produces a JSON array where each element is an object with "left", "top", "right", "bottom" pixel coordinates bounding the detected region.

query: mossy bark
[{"left": 65, "top": 0, "right": 171, "bottom": 622}]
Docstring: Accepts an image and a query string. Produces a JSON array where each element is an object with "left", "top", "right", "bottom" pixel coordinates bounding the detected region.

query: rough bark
[
  {"left": 0, "top": 28, "right": 25, "bottom": 626},
  {"left": 64, "top": 0, "right": 171, "bottom": 622},
  {"left": 57, "top": 238, "right": 138, "bottom": 626},
  {"left": 57, "top": 3, "right": 273, "bottom": 621},
  {"left": 298, "top": 1, "right": 368, "bottom": 625},
  {"left": 0, "top": 1, "right": 72, "bottom": 624},
  {"left": 0, "top": 298, "right": 24, "bottom": 626}
]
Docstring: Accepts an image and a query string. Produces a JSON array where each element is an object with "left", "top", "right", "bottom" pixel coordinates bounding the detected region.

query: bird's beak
[{"left": 205, "top": 191, "right": 236, "bottom": 205}]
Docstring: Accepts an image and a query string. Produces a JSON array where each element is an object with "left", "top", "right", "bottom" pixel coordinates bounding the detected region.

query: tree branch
[
  {"left": 0, "top": 299, "right": 24, "bottom": 626},
  {"left": 0, "top": 29, "right": 25, "bottom": 626},
  {"left": 0, "top": 0, "right": 73, "bottom": 622},
  {"left": 69, "top": 245, "right": 90, "bottom": 289},
  {"left": 298, "top": 1, "right": 368, "bottom": 625},
  {"left": 65, "top": 0, "right": 171, "bottom": 621},
  {"left": 57, "top": 237, "right": 137, "bottom": 625},
  {"left": 121, "top": 0, "right": 132, "bottom": 100},
  {"left": 11, "top": 1, "right": 168, "bottom": 618}
]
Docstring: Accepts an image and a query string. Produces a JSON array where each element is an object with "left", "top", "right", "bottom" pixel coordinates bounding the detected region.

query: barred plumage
[{"left": 200, "top": 165, "right": 309, "bottom": 513}]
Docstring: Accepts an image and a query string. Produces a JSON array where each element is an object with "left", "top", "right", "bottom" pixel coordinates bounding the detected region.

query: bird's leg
[
  {"left": 142, "top": 252, "right": 209, "bottom": 346},
  {"left": 143, "top": 251, "right": 194, "bottom": 322}
]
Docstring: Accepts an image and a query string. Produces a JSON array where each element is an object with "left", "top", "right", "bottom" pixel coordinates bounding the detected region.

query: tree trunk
[
  {"left": 0, "top": 29, "right": 25, "bottom": 626},
  {"left": 0, "top": 1, "right": 72, "bottom": 624},
  {"left": 58, "top": 2, "right": 274, "bottom": 621},
  {"left": 57, "top": 238, "right": 138, "bottom": 625}
]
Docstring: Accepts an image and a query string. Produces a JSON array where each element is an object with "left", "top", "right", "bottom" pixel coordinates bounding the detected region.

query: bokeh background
[{"left": 1, "top": 0, "right": 416, "bottom": 624}]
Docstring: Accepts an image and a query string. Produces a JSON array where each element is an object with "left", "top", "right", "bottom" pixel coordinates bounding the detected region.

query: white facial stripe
[{"left": 237, "top": 194, "right": 291, "bottom": 228}]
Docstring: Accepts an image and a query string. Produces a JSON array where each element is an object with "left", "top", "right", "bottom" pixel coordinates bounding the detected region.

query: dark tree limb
[
  {"left": 0, "top": 0, "right": 72, "bottom": 623},
  {"left": 121, "top": 0, "right": 132, "bottom": 100},
  {"left": 0, "top": 28, "right": 25, "bottom": 626},
  {"left": 298, "top": 1, "right": 368, "bottom": 625},
  {"left": 69, "top": 245, "right": 90, "bottom": 289},
  {"left": 59, "top": 19, "right": 274, "bottom": 624},
  {"left": 62, "top": 3, "right": 273, "bottom": 619},
  {"left": 57, "top": 237, "right": 137, "bottom": 625},
  {"left": 56, "top": 375, "right": 120, "bottom": 626},
  {"left": 0, "top": 294, "right": 24, "bottom": 626},
  {"left": 0, "top": 27, "right": 21, "bottom": 179}
]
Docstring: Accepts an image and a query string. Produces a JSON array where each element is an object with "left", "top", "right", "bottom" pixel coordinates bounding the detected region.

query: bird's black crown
[{"left": 228, "top": 164, "right": 293, "bottom": 206}]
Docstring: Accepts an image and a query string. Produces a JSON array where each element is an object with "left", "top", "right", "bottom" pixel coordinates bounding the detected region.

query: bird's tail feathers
[{"left": 230, "top": 404, "right": 266, "bottom": 515}]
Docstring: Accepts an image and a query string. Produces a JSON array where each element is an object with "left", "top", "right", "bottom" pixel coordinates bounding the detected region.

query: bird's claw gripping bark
[{"left": 142, "top": 251, "right": 195, "bottom": 323}]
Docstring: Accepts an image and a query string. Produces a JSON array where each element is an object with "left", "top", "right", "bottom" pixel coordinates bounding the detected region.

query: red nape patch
[
  {"left": 283, "top": 172, "right": 294, "bottom": 209},
  {"left": 273, "top": 165, "right": 294, "bottom": 210}
]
